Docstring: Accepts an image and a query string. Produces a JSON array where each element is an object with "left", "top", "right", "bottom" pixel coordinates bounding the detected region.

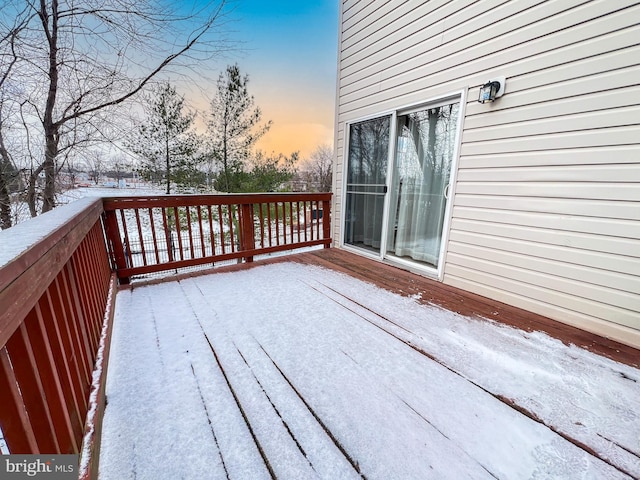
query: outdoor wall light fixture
[{"left": 478, "top": 76, "right": 506, "bottom": 103}]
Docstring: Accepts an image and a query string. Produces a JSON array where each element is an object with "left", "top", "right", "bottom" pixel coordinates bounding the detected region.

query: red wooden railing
[
  {"left": 0, "top": 198, "right": 116, "bottom": 478},
  {"left": 0, "top": 192, "right": 331, "bottom": 478},
  {"left": 102, "top": 193, "right": 332, "bottom": 283}
]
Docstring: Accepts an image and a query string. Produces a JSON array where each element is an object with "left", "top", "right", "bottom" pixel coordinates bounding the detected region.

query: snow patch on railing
[
  {"left": 0, "top": 196, "right": 100, "bottom": 268},
  {"left": 78, "top": 276, "right": 115, "bottom": 479}
]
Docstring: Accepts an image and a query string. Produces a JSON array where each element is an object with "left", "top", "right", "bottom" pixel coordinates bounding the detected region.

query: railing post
[
  {"left": 322, "top": 199, "right": 331, "bottom": 248},
  {"left": 102, "top": 210, "right": 130, "bottom": 284},
  {"left": 240, "top": 203, "right": 256, "bottom": 262}
]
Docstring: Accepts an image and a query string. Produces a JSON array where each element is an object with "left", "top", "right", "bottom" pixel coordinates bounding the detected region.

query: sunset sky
[{"left": 217, "top": 0, "right": 339, "bottom": 159}]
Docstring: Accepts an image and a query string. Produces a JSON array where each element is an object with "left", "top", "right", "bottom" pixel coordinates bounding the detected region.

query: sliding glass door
[
  {"left": 343, "top": 99, "right": 460, "bottom": 272},
  {"left": 343, "top": 115, "right": 391, "bottom": 254},
  {"left": 387, "top": 103, "right": 459, "bottom": 268}
]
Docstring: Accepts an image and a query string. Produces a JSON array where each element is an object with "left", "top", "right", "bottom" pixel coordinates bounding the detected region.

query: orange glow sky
[{"left": 216, "top": 1, "right": 338, "bottom": 159}]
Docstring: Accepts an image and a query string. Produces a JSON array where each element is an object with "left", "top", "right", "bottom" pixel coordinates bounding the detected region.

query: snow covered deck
[{"left": 99, "top": 253, "right": 640, "bottom": 479}]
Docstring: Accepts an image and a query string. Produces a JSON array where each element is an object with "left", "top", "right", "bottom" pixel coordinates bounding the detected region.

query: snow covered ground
[
  {"left": 99, "top": 262, "right": 640, "bottom": 479},
  {"left": 57, "top": 185, "right": 164, "bottom": 204},
  {"left": 7, "top": 184, "right": 162, "bottom": 226}
]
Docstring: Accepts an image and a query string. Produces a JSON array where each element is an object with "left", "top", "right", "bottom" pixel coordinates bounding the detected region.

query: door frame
[
  {"left": 340, "top": 89, "right": 467, "bottom": 280},
  {"left": 339, "top": 109, "right": 395, "bottom": 261}
]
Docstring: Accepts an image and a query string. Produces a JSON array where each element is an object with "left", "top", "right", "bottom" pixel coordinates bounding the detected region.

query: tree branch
[{"left": 56, "top": 0, "right": 226, "bottom": 127}]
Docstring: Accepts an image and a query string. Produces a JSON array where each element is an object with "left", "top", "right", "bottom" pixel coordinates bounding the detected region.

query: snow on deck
[{"left": 99, "top": 262, "right": 640, "bottom": 479}]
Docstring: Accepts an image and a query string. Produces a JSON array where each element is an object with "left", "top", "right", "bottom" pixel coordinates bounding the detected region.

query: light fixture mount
[{"left": 478, "top": 76, "right": 506, "bottom": 103}]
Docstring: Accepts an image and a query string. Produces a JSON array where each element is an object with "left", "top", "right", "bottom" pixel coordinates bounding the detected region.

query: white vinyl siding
[{"left": 334, "top": 0, "right": 640, "bottom": 347}]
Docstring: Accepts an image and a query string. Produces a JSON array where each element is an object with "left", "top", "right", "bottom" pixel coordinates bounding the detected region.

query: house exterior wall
[{"left": 333, "top": 0, "right": 640, "bottom": 348}]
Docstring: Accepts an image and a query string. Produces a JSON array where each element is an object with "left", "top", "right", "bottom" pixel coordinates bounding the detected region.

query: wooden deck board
[{"left": 99, "top": 256, "right": 640, "bottom": 479}]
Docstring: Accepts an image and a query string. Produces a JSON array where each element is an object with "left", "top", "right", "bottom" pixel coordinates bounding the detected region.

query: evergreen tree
[
  {"left": 128, "top": 83, "right": 200, "bottom": 194},
  {"left": 206, "top": 65, "right": 271, "bottom": 192},
  {"left": 241, "top": 151, "right": 297, "bottom": 192}
]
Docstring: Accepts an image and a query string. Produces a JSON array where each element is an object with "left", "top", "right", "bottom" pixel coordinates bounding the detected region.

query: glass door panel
[
  {"left": 344, "top": 116, "right": 391, "bottom": 254},
  {"left": 387, "top": 102, "right": 459, "bottom": 268}
]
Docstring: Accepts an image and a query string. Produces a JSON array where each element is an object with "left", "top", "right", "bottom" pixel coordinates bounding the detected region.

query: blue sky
[{"left": 213, "top": 0, "right": 339, "bottom": 157}]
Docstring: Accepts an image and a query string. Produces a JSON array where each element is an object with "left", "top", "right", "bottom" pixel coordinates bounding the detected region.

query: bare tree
[
  {"left": 0, "top": 11, "right": 27, "bottom": 228},
  {"left": 107, "top": 156, "right": 130, "bottom": 187},
  {"left": 0, "top": 0, "right": 230, "bottom": 219},
  {"left": 300, "top": 144, "right": 333, "bottom": 192},
  {"left": 83, "top": 150, "right": 106, "bottom": 185},
  {"left": 0, "top": 106, "right": 15, "bottom": 229}
]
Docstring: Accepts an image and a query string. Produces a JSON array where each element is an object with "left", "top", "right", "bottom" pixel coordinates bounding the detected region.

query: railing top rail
[
  {"left": 0, "top": 197, "right": 104, "bottom": 348},
  {"left": 102, "top": 192, "right": 332, "bottom": 210},
  {"left": 0, "top": 197, "right": 103, "bottom": 280}
]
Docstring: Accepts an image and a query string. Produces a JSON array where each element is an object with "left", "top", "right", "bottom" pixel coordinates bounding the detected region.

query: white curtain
[{"left": 390, "top": 104, "right": 458, "bottom": 267}]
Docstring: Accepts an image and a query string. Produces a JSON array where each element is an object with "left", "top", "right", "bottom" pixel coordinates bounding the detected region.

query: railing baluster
[
  {"left": 0, "top": 346, "right": 39, "bottom": 453},
  {"left": 309, "top": 200, "right": 314, "bottom": 241},
  {"left": 228, "top": 205, "right": 235, "bottom": 253},
  {"left": 217, "top": 205, "right": 225, "bottom": 255},
  {"left": 280, "top": 202, "right": 285, "bottom": 245},
  {"left": 119, "top": 209, "right": 132, "bottom": 269},
  {"left": 207, "top": 205, "right": 214, "bottom": 256},
  {"left": 149, "top": 208, "right": 160, "bottom": 264},
  {"left": 274, "top": 202, "right": 280, "bottom": 246},
  {"left": 258, "top": 203, "right": 265, "bottom": 248},
  {"left": 315, "top": 200, "right": 321, "bottom": 240},
  {"left": 303, "top": 201, "right": 307, "bottom": 243},
  {"left": 289, "top": 201, "right": 294, "bottom": 245},
  {"left": 303, "top": 201, "right": 308, "bottom": 243},
  {"left": 5, "top": 324, "right": 59, "bottom": 453},
  {"left": 186, "top": 206, "right": 195, "bottom": 259},
  {"left": 134, "top": 209, "right": 146, "bottom": 266},
  {"left": 267, "top": 202, "right": 273, "bottom": 247},
  {"left": 297, "top": 201, "right": 302, "bottom": 243},
  {"left": 197, "top": 206, "right": 206, "bottom": 258},
  {"left": 174, "top": 207, "right": 184, "bottom": 261},
  {"left": 161, "top": 208, "right": 173, "bottom": 263}
]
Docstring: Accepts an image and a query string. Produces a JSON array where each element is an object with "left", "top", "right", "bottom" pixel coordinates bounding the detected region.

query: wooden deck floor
[
  {"left": 292, "top": 249, "right": 640, "bottom": 367},
  {"left": 144, "top": 248, "right": 639, "bottom": 367},
  {"left": 99, "top": 250, "right": 640, "bottom": 479}
]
